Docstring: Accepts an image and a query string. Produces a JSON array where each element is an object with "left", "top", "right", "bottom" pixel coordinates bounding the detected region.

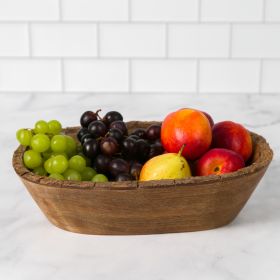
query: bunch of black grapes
[{"left": 77, "top": 110, "right": 163, "bottom": 182}]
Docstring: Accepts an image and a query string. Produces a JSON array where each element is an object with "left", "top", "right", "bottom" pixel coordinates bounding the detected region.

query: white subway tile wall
[
  {"left": 232, "top": 25, "right": 280, "bottom": 58},
  {"left": 64, "top": 60, "right": 129, "bottom": 92},
  {"left": 99, "top": 24, "right": 166, "bottom": 57},
  {"left": 132, "top": 60, "right": 197, "bottom": 92},
  {"left": 0, "top": 24, "right": 29, "bottom": 56},
  {"left": 0, "top": 0, "right": 279, "bottom": 94},
  {"left": 262, "top": 60, "right": 280, "bottom": 93},
  {"left": 168, "top": 24, "right": 230, "bottom": 58},
  {"left": 131, "top": 0, "right": 199, "bottom": 22},
  {"left": 0, "top": 60, "right": 61, "bottom": 91},
  {"left": 31, "top": 24, "right": 98, "bottom": 57},
  {"left": 265, "top": 0, "right": 280, "bottom": 22},
  {"left": 62, "top": 0, "right": 128, "bottom": 21},
  {"left": 200, "top": 0, "right": 263, "bottom": 22},
  {"left": 199, "top": 60, "right": 260, "bottom": 93},
  {"left": 0, "top": 0, "right": 59, "bottom": 21}
]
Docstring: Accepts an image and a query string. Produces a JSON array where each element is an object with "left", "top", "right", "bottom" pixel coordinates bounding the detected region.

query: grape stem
[{"left": 95, "top": 109, "right": 102, "bottom": 120}]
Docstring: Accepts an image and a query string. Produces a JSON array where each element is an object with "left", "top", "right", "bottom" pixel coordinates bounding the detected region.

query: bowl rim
[{"left": 12, "top": 122, "right": 273, "bottom": 191}]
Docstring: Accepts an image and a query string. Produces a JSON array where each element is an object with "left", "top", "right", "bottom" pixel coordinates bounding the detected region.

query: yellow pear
[{"left": 139, "top": 146, "right": 191, "bottom": 181}]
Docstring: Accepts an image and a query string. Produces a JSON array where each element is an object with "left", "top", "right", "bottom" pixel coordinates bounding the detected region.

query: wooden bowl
[{"left": 12, "top": 121, "right": 273, "bottom": 235}]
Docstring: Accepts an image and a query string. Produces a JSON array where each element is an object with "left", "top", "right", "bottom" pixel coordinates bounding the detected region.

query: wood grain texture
[{"left": 12, "top": 121, "right": 273, "bottom": 235}]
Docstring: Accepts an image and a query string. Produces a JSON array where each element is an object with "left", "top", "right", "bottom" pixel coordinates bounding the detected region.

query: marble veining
[{"left": 1, "top": 93, "right": 280, "bottom": 280}]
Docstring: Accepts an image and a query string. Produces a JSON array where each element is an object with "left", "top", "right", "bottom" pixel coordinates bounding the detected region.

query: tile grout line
[
  {"left": 27, "top": 23, "right": 32, "bottom": 57},
  {"left": 96, "top": 23, "right": 100, "bottom": 58},
  {"left": 60, "top": 59, "right": 65, "bottom": 92},
  {"left": 258, "top": 0, "right": 266, "bottom": 95},
  {"left": 165, "top": 24, "right": 169, "bottom": 58},
  {"left": 198, "top": 0, "right": 202, "bottom": 22},
  {"left": 0, "top": 57, "right": 273, "bottom": 60},
  {"left": 259, "top": 59, "right": 264, "bottom": 95},
  {"left": 262, "top": 0, "right": 266, "bottom": 22},
  {"left": 228, "top": 23, "right": 233, "bottom": 58},
  {"left": 58, "top": 0, "right": 63, "bottom": 21},
  {"left": 128, "top": 0, "right": 132, "bottom": 21},
  {"left": 196, "top": 59, "right": 200, "bottom": 95},
  {"left": 0, "top": 91, "right": 274, "bottom": 95},
  {"left": 129, "top": 59, "right": 132, "bottom": 94},
  {"left": 1, "top": 20, "right": 280, "bottom": 24}
]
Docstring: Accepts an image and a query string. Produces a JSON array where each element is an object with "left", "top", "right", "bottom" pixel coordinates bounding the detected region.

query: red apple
[
  {"left": 161, "top": 108, "right": 212, "bottom": 160},
  {"left": 212, "top": 121, "right": 253, "bottom": 162},
  {"left": 201, "top": 111, "right": 214, "bottom": 127},
  {"left": 196, "top": 148, "right": 245, "bottom": 176}
]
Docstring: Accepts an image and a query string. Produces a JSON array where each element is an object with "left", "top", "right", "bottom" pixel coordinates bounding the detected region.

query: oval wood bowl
[{"left": 13, "top": 121, "right": 273, "bottom": 235}]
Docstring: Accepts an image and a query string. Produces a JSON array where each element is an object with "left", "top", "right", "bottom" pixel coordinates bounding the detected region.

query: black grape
[
  {"left": 136, "top": 139, "right": 150, "bottom": 162},
  {"left": 100, "top": 137, "right": 119, "bottom": 156},
  {"left": 93, "top": 154, "right": 111, "bottom": 174},
  {"left": 128, "top": 135, "right": 140, "bottom": 140},
  {"left": 80, "top": 133, "right": 93, "bottom": 145},
  {"left": 131, "top": 128, "right": 146, "bottom": 139},
  {"left": 130, "top": 162, "right": 143, "bottom": 180},
  {"left": 115, "top": 173, "right": 134, "bottom": 182},
  {"left": 148, "top": 143, "right": 164, "bottom": 159},
  {"left": 109, "top": 121, "right": 128, "bottom": 135},
  {"left": 103, "top": 111, "right": 123, "bottom": 126},
  {"left": 82, "top": 139, "right": 99, "bottom": 158},
  {"left": 88, "top": 120, "right": 107, "bottom": 138},
  {"left": 107, "top": 128, "right": 124, "bottom": 143},
  {"left": 146, "top": 124, "right": 161, "bottom": 140},
  {"left": 122, "top": 137, "right": 137, "bottom": 158},
  {"left": 109, "top": 158, "right": 130, "bottom": 177},
  {"left": 77, "top": 127, "right": 89, "bottom": 142},
  {"left": 80, "top": 111, "right": 98, "bottom": 128}
]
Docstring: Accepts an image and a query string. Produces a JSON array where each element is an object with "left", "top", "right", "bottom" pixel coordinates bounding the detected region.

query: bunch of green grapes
[{"left": 16, "top": 120, "right": 108, "bottom": 182}]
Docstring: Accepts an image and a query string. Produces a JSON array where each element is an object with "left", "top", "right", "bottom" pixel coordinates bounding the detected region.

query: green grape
[
  {"left": 16, "top": 129, "right": 32, "bottom": 146},
  {"left": 49, "top": 173, "right": 64, "bottom": 180},
  {"left": 63, "top": 169, "right": 81, "bottom": 181},
  {"left": 31, "top": 133, "right": 50, "bottom": 153},
  {"left": 91, "top": 174, "right": 108, "bottom": 182},
  {"left": 42, "top": 149, "right": 52, "bottom": 159},
  {"left": 50, "top": 151, "right": 68, "bottom": 159},
  {"left": 33, "top": 166, "right": 47, "bottom": 176},
  {"left": 68, "top": 155, "right": 86, "bottom": 172},
  {"left": 65, "top": 135, "right": 77, "bottom": 157},
  {"left": 51, "top": 155, "right": 68, "bottom": 174},
  {"left": 44, "top": 158, "right": 54, "bottom": 174},
  {"left": 24, "top": 150, "right": 43, "bottom": 169},
  {"left": 78, "top": 153, "right": 91, "bottom": 166},
  {"left": 48, "top": 120, "right": 62, "bottom": 135},
  {"left": 51, "top": 135, "right": 67, "bottom": 153},
  {"left": 34, "top": 120, "right": 49, "bottom": 134},
  {"left": 81, "top": 167, "right": 97, "bottom": 181}
]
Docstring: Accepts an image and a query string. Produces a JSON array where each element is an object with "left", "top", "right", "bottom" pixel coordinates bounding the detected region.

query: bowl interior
[{"left": 12, "top": 121, "right": 273, "bottom": 190}]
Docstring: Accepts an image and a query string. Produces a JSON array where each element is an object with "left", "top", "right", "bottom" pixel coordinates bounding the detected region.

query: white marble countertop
[{"left": 1, "top": 93, "right": 280, "bottom": 280}]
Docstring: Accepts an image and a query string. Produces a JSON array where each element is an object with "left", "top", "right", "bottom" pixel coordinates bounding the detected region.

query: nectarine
[
  {"left": 196, "top": 148, "right": 245, "bottom": 176},
  {"left": 201, "top": 111, "right": 214, "bottom": 127},
  {"left": 161, "top": 108, "right": 212, "bottom": 160},
  {"left": 212, "top": 121, "right": 252, "bottom": 162}
]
